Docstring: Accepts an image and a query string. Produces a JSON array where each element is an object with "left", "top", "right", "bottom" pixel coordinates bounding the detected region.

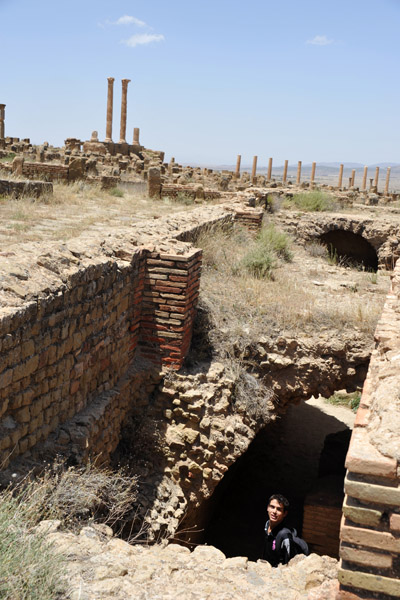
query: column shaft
[
  {"left": 119, "top": 78, "right": 131, "bottom": 144},
  {"left": 235, "top": 155, "right": 241, "bottom": 179},
  {"left": 251, "top": 156, "right": 258, "bottom": 181},
  {"left": 283, "top": 159, "right": 288, "bottom": 183},
  {"left": 362, "top": 166, "right": 368, "bottom": 191},
  {"left": 385, "top": 167, "right": 391, "bottom": 195},
  {"left": 296, "top": 161, "right": 302, "bottom": 184},
  {"left": 338, "top": 164, "right": 344, "bottom": 188},
  {"left": 310, "top": 162, "right": 316, "bottom": 183},
  {"left": 267, "top": 158, "right": 273, "bottom": 181},
  {"left": 105, "top": 78, "right": 114, "bottom": 142}
]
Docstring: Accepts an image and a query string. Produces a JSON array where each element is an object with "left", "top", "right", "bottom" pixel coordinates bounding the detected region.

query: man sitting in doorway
[{"left": 263, "top": 493, "right": 294, "bottom": 566}]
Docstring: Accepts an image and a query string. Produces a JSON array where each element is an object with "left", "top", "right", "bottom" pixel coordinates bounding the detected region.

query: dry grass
[
  {"left": 0, "top": 461, "right": 140, "bottom": 599},
  {"left": 198, "top": 223, "right": 388, "bottom": 353},
  {"left": 0, "top": 179, "right": 200, "bottom": 246}
]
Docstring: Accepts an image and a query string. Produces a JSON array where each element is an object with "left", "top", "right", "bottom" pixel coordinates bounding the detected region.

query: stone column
[
  {"left": 351, "top": 169, "right": 356, "bottom": 187},
  {"left": 235, "top": 155, "right": 241, "bottom": 179},
  {"left": 362, "top": 166, "right": 368, "bottom": 191},
  {"left": 0, "top": 104, "right": 5, "bottom": 139},
  {"left": 119, "top": 78, "right": 131, "bottom": 144},
  {"left": 282, "top": 159, "right": 288, "bottom": 184},
  {"left": 338, "top": 164, "right": 344, "bottom": 188},
  {"left": 374, "top": 166, "right": 380, "bottom": 191},
  {"left": 251, "top": 156, "right": 257, "bottom": 182},
  {"left": 310, "top": 162, "right": 316, "bottom": 183},
  {"left": 267, "top": 157, "right": 273, "bottom": 181},
  {"left": 296, "top": 161, "right": 302, "bottom": 184},
  {"left": 105, "top": 78, "right": 114, "bottom": 142},
  {"left": 133, "top": 127, "right": 140, "bottom": 145},
  {"left": 385, "top": 167, "right": 391, "bottom": 195}
]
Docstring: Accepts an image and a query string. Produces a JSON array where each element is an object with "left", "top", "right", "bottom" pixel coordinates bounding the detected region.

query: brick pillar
[
  {"left": 105, "top": 78, "right": 114, "bottom": 143},
  {"left": 235, "top": 155, "right": 241, "bottom": 179},
  {"left": 362, "top": 166, "right": 368, "bottom": 191},
  {"left": 140, "top": 247, "right": 202, "bottom": 369},
  {"left": 374, "top": 166, "right": 379, "bottom": 191},
  {"left": 296, "top": 161, "right": 302, "bottom": 184},
  {"left": 311, "top": 162, "right": 316, "bottom": 183},
  {"left": 133, "top": 127, "right": 140, "bottom": 145},
  {"left": 251, "top": 156, "right": 257, "bottom": 183},
  {"left": 338, "top": 164, "right": 344, "bottom": 188},
  {"left": 0, "top": 104, "right": 5, "bottom": 139},
  {"left": 385, "top": 167, "right": 391, "bottom": 195},
  {"left": 267, "top": 157, "right": 273, "bottom": 181},
  {"left": 119, "top": 78, "right": 131, "bottom": 144},
  {"left": 283, "top": 159, "right": 288, "bottom": 184},
  {"left": 351, "top": 169, "right": 356, "bottom": 187}
]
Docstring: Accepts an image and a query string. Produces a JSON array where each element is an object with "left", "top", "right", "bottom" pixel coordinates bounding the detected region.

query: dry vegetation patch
[
  {"left": 0, "top": 181, "right": 200, "bottom": 246},
  {"left": 198, "top": 220, "right": 389, "bottom": 354}
]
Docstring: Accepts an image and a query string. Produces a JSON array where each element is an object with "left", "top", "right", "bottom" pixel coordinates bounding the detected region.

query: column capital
[
  {"left": 107, "top": 77, "right": 115, "bottom": 83},
  {"left": 121, "top": 78, "right": 131, "bottom": 85}
]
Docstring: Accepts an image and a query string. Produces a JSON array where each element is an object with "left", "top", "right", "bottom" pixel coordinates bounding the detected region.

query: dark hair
[{"left": 268, "top": 494, "right": 289, "bottom": 511}]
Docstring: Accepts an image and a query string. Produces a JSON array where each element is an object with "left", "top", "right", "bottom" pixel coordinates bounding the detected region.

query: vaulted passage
[
  {"left": 202, "top": 398, "right": 353, "bottom": 561},
  {"left": 319, "top": 230, "right": 378, "bottom": 271}
]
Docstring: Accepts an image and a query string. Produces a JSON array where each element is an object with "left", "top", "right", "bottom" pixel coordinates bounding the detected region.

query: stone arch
[{"left": 319, "top": 229, "right": 378, "bottom": 271}]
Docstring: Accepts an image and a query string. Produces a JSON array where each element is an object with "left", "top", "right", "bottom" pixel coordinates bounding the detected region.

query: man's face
[{"left": 267, "top": 499, "right": 287, "bottom": 528}]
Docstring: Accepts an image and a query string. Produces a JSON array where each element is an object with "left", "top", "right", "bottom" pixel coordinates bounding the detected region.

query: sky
[{"left": 1, "top": 0, "right": 400, "bottom": 167}]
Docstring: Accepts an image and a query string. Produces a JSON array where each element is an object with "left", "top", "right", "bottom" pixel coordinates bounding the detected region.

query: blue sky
[{"left": 1, "top": 0, "right": 399, "bottom": 166}]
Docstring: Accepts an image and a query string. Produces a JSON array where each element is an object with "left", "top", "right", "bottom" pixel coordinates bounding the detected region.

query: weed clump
[
  {"left": 240, "top": 223, "right": 292, "bottom": 279},
  {"left": 284, "top": 190, "right": 336, "bottom": 212},
  {"left": 325, "top": 390, "right": 361, "bottom": 412},
  {"left": 109, "top": 187, "right": 124, "bottom": 197}
]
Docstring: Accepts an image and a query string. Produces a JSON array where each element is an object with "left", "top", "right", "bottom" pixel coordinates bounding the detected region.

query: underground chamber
[{"left": 200, "top": 397, "right": 353, "bottom": 561}]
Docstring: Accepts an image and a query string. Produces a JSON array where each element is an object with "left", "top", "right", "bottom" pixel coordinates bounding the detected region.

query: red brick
[
  {"left": 390, "top": 513, "right": 400, "bottom": 531},
  {"left": 153, "top": 285, "right": 184, "bottom": 294},
  {"left": 354, "top": 407, "right": 370, "bottom": 427},
  {"left": 341, "top": 522, "right": 400, "bottom": 552}
]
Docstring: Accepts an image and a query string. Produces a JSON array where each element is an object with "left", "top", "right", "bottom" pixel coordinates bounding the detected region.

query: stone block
[
  {"left": 343, "top": 495, "right": 383, "bottom": 527},
  {"left": 345, "top": 473, "right": 400, "bottom": 506},
  {"left": 340, "top": 545, "right": 392, "bottom": 568},
  {"left": 341, "top": 521, "right": 400, "bottom": 553},
  {"left": 338, "top": 568, "right": 400, "bottom": 597}
]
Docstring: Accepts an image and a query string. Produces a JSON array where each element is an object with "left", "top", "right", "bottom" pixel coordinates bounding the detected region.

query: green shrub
[
  {"left": 258, "top": 223, "right": 293, "bottom": 262},
  {"left": 0, "top": 152, "right": 16, "bottom": 163},
  {"left": 325, "top": 390, "right": 361, "bottom": 412},
  {"left": 284, "top": 191, "right": 335, "bottom": 212},
  {"left": 109, "top": 187, "right": 124, "bottom": 197},
  {"left": 241, "top": 244, "right": 277, "bottom": 279}
]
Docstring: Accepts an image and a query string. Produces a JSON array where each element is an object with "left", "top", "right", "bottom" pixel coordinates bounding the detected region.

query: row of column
[
  {"left": 236, "top": 155, "right": 393, "bottom": 194},
  {"left": 105, "top": 77, "right": 134, "bottom": 145},
  {"left": 0, "top": 104, "right": 5, "bottom": 139}
]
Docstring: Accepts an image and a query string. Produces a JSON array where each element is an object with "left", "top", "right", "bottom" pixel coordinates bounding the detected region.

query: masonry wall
[
  {"left": 338, "top": 263, "right": 400, "bottom": 599},
  {"left": 0, "top": 205, "right": 252, "bottom": 471}
]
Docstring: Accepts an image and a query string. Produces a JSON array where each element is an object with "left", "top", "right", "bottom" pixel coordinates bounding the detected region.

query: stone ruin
[{"left": 1, "top": 84, "right": 400, "bottom": 599}]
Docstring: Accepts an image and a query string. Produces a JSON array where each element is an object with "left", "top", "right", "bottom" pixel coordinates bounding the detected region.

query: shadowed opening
[
  {"left": 319, "top": 230, "right": 378, "bottom": 271},
  {"left": 201, "top": 399, "right": 352, "bottom": 561}
]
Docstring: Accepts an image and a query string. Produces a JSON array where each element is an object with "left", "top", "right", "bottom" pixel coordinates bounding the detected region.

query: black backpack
[{"left": 275, "top": 527, "right": 309, "bottom": 559}]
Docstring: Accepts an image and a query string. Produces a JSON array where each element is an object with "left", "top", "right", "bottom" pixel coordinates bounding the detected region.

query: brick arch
[{"left": 319, "top": 229, "right": 379, "bottom": 271}]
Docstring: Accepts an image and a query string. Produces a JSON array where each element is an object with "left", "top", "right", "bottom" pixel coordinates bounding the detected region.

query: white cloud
[
  {"left": 306, "top": 35, "right": 333, "bottom": 46},
  {"left": 114, "top": 15, "right": 146, "bottom": 27},
  {"left": 122, "top": 33, "right": 165, "bottom": 47}
]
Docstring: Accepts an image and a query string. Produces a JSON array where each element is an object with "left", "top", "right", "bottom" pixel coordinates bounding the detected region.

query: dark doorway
[
  {"left": 202, "top": 398, "right": 353, "bottom": 561},
  {"left": 319, "top": 230, "right": 378, "bottom": 271}
]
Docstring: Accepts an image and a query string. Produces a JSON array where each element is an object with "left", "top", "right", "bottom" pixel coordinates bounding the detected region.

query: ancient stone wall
[
  {"left": 21, "top": 161, "right": 69, "bottom": 182},
  {"left": 0, "top": 205, "right": 251, "bottom": 472},
  {"left": 0, "top": 178, "right": 53, "bottom": 198},
  {"left": 338, "top": 261, "right": 400, "bottom": 599}
]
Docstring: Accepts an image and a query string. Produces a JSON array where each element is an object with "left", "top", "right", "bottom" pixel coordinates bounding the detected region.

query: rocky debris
[
  {"left": 41, "top": 521, "right": 338, "bottom": 600},
  {"left": 113, "top": 361, "right": 275, "bottom": 543}
]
